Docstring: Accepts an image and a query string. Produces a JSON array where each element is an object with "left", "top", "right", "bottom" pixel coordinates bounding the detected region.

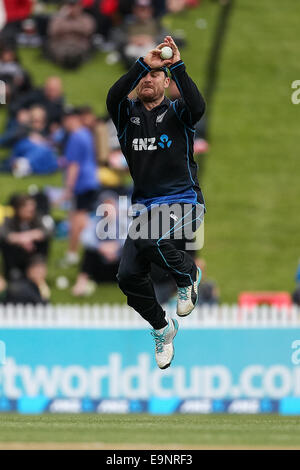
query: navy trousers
[{"left": 117, "top": 203, "right": 204, "bottom": 329}]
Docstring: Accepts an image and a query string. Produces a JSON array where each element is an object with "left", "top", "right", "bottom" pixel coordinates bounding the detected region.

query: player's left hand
[{"left": 162, "top": 36, "right": 181, "bottom": 66}]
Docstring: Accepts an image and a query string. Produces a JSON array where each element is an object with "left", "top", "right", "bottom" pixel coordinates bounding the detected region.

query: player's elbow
[
  {"left": 106, "top": 84, "right": 119, "bottom": 114},
  {"left": 192, "top": 97, "right": 206, "bottom": 124},
  {"left": 106, "top": 88, "right": 113, "bottom": 113},
  {"left": 196, "top": 96, "right": 206, "bottom": 119}
]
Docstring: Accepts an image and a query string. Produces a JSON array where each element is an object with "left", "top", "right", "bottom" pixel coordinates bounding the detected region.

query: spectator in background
[
  {"left": 78, "top": 105, "right": 130, "bottom": 190},
  {"left": 118, "top": 0, "right": 167, "bottom": 19},
  {"left": 4, "top": 255, "right": 50, "bottom": 305},
  {"left": 25, "top": 105, "right": 47, "bottom": 136},
  {"left": 0, "top": 0, "right": 33, "bottom": 45},
  {"left": 10, "top": 105, "right": 59, "bottom": 176},
  {"left": 166, "top": 0, "right": 186, "bottom": 13},
  {"left": 152, "top": 0, "right": 167, "bottom": 17},
  {"left": 78, "top": 105, "right": 98, "bottom": 131},
  {"left": 112, "top": 0, "right": 167, "bottom": 68},
  {"left": 102, "top": 117, "right": 130, "bottom": 188},
  {"left": 10, "top": 76, "right": 65, "bottom": 130},
  {"left": 0, "top": 194, "right": 53, "bottom": 281},
  {"left": 83, "top": 0, "right": 118, "bottom": 42},
  {"left": 0, "top": 45, "right": 32, "bottom": 102},
  {"left": 0, "top": 108, "right": 31, "bottom": 149},
  {"left": 47, "top": 0, "right": 96, "bottom": 69},
  {"left": 72, "top": 190, "right": 125, "bottom": 296},
  {"left": 60, "top": 107, "right": 100, "bottom": 267}
]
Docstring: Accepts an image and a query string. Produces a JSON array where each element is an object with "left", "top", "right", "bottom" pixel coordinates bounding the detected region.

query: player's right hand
[{"left": 144, "top": 44, "right": 173, "bottom": 69}]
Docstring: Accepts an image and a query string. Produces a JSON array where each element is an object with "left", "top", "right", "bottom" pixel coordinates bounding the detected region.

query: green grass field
[
  {"left": 0, "top": 0, "right": 299, "bottom": 304},
  {"left": 203, "top": 0, "right": 300, "bottom": 302},
  {"left": 0, "top": 414, "right": 300, "bottom": 449}
]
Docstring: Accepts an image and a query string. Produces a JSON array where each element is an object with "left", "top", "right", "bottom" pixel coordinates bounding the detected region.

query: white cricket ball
[{"left": 160, "top": 46, "right": 173, "bottom": 60}]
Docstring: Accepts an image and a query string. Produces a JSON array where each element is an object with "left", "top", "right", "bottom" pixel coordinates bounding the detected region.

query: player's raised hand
[
  {"left": 163, "top": 36, "right": 181, "bottom": 66},
  {"left": 144, "top": 44, "right": 173, "bottom": 69}
]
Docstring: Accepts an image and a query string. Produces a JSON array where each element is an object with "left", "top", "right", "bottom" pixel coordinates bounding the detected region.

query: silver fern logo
[{"left": 156, "top": 110, "right": 168, "bottom": 124}]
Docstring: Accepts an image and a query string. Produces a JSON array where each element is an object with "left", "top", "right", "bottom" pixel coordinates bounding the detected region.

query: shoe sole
[
  {"left": 176, "top": 267, "right": 202, "bottom": 317},
  {"left": 159, "top": 319, "right": 179, "bottom": 370}
]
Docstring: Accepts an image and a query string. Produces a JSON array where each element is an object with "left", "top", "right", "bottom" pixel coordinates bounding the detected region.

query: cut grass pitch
[{"left": 0, "top": 414, "right": 300, "bottom": 449}]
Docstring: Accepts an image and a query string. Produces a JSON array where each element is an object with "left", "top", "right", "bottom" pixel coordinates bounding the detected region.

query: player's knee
[{"left": 116, "top": 267, "right": 136, "bottom": 289}]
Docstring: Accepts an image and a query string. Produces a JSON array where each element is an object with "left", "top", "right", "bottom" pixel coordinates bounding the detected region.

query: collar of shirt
[{"left": 134, "top": 96, "right": 170, "bottom": 112}]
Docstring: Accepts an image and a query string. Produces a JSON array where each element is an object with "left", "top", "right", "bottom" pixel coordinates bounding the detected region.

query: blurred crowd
[
  {"left": 0, "top": 0, "right": 208, "bottom": 174},
  {"left": 0, "top": 0, "right": 203, "bottom": 69},
  {"left": 0, "top": 0, "right": 216, "bottom": 306}
]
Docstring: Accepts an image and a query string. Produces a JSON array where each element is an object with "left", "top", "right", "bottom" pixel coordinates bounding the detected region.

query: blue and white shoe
[
  {"left": 176, "top": 267, "right": 202, "bottom": 317},
  {"left": 151, "top": 318, "right": 179, "bottom": 369}
]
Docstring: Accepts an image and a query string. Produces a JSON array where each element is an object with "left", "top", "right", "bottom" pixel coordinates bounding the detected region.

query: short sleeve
[{"left": 65, "top": 133, "right": 83, "bottom": 163}]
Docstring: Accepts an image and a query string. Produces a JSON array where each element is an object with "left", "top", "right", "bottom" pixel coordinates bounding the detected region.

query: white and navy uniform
[{"left": 106, "top": 57, "right": 206, "bottom": 329}]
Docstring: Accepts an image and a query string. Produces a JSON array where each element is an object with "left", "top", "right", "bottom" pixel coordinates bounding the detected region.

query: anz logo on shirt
[{"left": 132, "top": 135, "right": 172, "bottom": 151}]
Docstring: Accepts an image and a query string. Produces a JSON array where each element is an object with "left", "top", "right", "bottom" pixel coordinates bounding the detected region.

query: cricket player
[{"left": 106, "top": 36, "right": 206, "bottom": 369}]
